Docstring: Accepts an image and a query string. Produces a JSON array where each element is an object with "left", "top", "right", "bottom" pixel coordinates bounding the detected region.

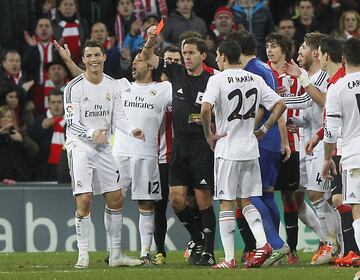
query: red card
[{"left": 156, "top": 19, "right": 164, "bottom": 35}]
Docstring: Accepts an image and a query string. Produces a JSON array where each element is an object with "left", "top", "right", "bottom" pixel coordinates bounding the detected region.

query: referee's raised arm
[{"left": 142, "top": 25, "right": 160, "bottom": 69}]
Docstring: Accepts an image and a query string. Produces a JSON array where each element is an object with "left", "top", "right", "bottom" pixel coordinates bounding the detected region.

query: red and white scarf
[
  {"left": 59, "top": 20, "right": 81, "bottom": 64},
  {"left": 47, "top": 109, "right": 65, "bottom": 165},
  {"left": 37, "top": 42, "right": 53, "bottom": 85},
  {"left": 133, "top": 0, "right": 168, "bottom": 20},
  {"left": 115, "top": 14, "right": 144, "bottom": 47}
]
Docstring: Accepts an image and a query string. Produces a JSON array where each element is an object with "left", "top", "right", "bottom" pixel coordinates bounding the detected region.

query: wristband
[
  {"left": 298, "top": 72, "right": 311, "bottom": 88},
  {"left": 260, "top": 125, "right": 268, "bottom": 134}
]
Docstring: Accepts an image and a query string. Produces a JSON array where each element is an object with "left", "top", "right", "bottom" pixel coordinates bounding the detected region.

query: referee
[{"left": 142, "top": 25, "right": 216, "bottom": 266}]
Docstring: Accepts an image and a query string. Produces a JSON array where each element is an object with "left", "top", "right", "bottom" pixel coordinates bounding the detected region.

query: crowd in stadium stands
[
  {"left": 3, "top": 0, "right": 360, "bottom": 276},
  {"left": 0, "top": 0, "right": 358, "bottom": 182}
]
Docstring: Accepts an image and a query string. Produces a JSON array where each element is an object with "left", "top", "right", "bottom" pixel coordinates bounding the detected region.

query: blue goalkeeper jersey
[{"left": 244, "top": 58, "right": 281, "bottom": 153}]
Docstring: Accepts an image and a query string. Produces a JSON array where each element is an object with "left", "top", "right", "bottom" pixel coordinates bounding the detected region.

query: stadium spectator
[
  {"left": 23, "top": 18, "right": 63, "bottom": 115},
  {"left": 335, "top": 9, "right": 360, "bottom": 39},
  {"left": 89, "top": 22, "right": 132, "bottom": 80},
  {"left": 230, "top": 0, "right": 274, "bottom": 61},
  {"left": 206, "top": 6, "right": 237, "bottom": 55},
  {"left": 52, "top": 0, "right": 88, "bottom": 65},
  {"left": 278, "top": 17, "right": 299, "bottom": 59},
  {"left": 268, "top": 0, "right": 297, "bottom": 25},
  {"left": 133, "top": 0, "right": 168, "bottom": 20},
  {"left": 114, "top": 0, "right": 140, "bottom": 48},
  {"left": 315, "top": 0, "right": 358, "bottom": 34},
  {"left": 0, "top": 84, "right": 33, "bottom": 129},
  {"left": 293, "top": 0, "right": 321, "bottom": 46},
  {"left": 0, "top": 0, "right": 32, "bottom": 55},
  {"left": 77, "top": 0, "right": 115, "bottom": 33},
  {"left": 0, "top": 105, "right": 39, "bottom": 182},
  {"left": 27, "top": 89, "right": 64, "bottom": 181},
  {"left": 33, "top": 0, "right": 56, "bottom": 21},
  {"left": 161, "top": 0, "right": 207, "bottom": 46}
]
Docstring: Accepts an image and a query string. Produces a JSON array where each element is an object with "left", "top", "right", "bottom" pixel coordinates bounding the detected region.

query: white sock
[
  {"left": 219, "top": 211, "right": 235, "bottom": 262},
  {"left": 312, "top": 198, "right": 337, "bottom": 244},
  {"left": 298, "top": 201, "right": 326, "bottom": 241},
  {"left": 333, "top": 207, "right": 344, "bottom": 255},
  {"left": 139, "top": 210, "right": 154, "bottom": 257},
  {"left": 104, "top": 211, "right": 110, "bottom": 253},
  {"left": 75, "top": 212, "right": 91, "bottom": 257},
  {"left": 104, "top": 207, "right": 123, "bottom": 261},
  {"left": 352, "top": 219, "right": 360, "bottom": 251},
  {"left": 242, "top": 204, "right": 267, "bottom": 248}
]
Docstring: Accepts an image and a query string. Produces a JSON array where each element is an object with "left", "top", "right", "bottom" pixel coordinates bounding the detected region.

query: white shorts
[
  {"left": 214, "top": 158, "right": 262, "bottom": 200},
  {"left": 113, "top": 154, "right": 161, "bottom": 200},
  {"left": 300, "top": 141, "right": 330, "bottom": 193},
  {"left": 343, "top": 168, "right": 360, "bottom": 205},
  {"left": 68, "top": 143, "right": 120, "bottom": 196}
]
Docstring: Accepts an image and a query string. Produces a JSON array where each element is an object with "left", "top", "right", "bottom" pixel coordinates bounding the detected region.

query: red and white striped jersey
[{"left": 268, "top": 62, "right": 305, "bottom": 152}]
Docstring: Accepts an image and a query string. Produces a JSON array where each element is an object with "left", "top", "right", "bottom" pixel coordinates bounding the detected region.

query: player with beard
[{"left": 282, "top": 33, "right": 339, "bottom": 264}]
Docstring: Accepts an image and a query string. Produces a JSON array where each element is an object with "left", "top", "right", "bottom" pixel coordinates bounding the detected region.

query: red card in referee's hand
[{"left": 156, "top": 19, "right": 164, "bottom": 35}]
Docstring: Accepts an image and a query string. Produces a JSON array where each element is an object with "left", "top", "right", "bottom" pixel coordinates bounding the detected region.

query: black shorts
[
  {"left": 159, "top": 163, "right": 169, "bottom": 201},
  {"left": 331, "top": 155, "right": 342, "bottom": 196},
  {"left": 169, "top": 136, "right": 214, "bottom": 190},
  {"left": 275, "top": 151, "right": 300, "bottom": 192}
]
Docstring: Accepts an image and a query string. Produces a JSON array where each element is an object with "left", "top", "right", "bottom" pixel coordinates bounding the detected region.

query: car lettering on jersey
[{"left": 227, "top": 74, "right": 254, "bottom": 84}]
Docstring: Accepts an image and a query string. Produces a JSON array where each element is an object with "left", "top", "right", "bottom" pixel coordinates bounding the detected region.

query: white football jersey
[
  {"left": 112, "top": 81, "right": 172, "bottom": 158},
  {"left": 64, "top": 74, "right": 132, "bottom": 149},
  {"left": 202, "top": 68, "right": 282, "bottom": 160},
  {"left": 325, "top": 72, "right": 360, "bottom": 169},
  {"left": 283, "top": 70, "right": 328, "bottom": 142}
]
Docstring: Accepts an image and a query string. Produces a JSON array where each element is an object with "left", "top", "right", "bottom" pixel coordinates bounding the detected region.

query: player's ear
[{"left": 103, "top": 53, "right": 107, "bottom": 62}]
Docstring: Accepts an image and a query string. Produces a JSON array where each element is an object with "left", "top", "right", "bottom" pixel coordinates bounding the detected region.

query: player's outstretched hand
[
  {"left": 132, "top": 128, "right": 145, "bottom": 141},
  {"left": 283, "top": 59, "right": 302, "bottom": 78},
  {"left": 54, "top": 40, "right": 71, "bottom": 62},
  {"left": 206, "top": 133, "right": 227, "bottom": 151},
  {"left": 305, "top": 135, "right": 320, "bottom": 156},
  {"left": 93, "top": 129, "right": 107, "bottom": 144},
  {"left": 322, "top": 158, "right": 337, "bottom": 180}
]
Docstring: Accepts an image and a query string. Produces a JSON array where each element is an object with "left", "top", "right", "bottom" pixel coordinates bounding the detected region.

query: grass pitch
[{"left": 0, "top": 251, "right": 357, "bottom": 280}]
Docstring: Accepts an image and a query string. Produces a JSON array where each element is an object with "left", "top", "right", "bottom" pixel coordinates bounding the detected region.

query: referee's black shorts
[
  {"left": 169, "top": 136, "right": 214, "bottom": 191},
  {"left": 275, "top": 151, "right": 300, "bottom": 192}
]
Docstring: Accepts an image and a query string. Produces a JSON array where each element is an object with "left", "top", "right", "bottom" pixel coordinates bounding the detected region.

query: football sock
[
  {"left": 312, "top": 198, "right": 337, "bottom": 244},
  {"left": 236, "top": 208, "right": 256, "bottom": 252},
  {"left": 200, "top": 206, "right": 216, "bottom": 254},
  {"left": 75, "top": 212, "right": 91, "bottom": 257},
  {"left": 242, "top": 204, "right": 267, "bottom": 248},
  {"left": 298, "top": 201, "right": 326, "bottom": 241},
  {"left": 333, "top": 207, "right": 344, "bottom": 256},
  {"left": 104, "top": 207, "right": 123, "bottom": 261},
  {"left": 154, "top": 199, "right": 168, "bottom": 256},
  {"left": 284, "top": 202, "right": 299, "bottom": 252},
  {"left": 219, "top": 211, "right": 235, "bottom": 262},
  {"left": 353, "top": 219, "right": 360, "bottom": 253},
  {"left": 338, "top": 204, "right": 359, "bottom": 255},
  {"left": 252, "top": 196, "right": 284, "bottom": 250},
  {"left": 139, "top": 209, "right": 155, "bottom": 257},
  {"left": 176, "top": 207, "right": 203, "bottom": 243}
]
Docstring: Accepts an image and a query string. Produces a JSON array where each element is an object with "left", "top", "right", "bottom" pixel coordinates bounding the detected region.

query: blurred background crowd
[{"left": 1, "top": 0, "right": 360, "bottom": 183}]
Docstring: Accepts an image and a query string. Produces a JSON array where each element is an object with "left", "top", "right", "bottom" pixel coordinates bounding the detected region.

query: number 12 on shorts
[{"left": 148, "top": 181, "right": 160, "bottom": 195}]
